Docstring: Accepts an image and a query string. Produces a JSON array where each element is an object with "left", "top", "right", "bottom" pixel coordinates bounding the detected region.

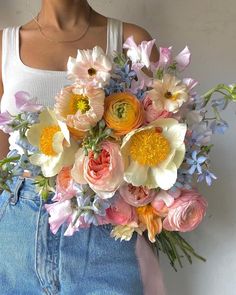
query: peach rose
[
  {"left": 103, "top": 92, "right": 144, "bottom": 136},
  {"left": 106, "top": 195, "right": 137, "bottom": 225},
  {"left": 54, "top": 167, "right": 76, "bottom": 201},
  {"left": 71, "top": 141, "right": 124, "bottom": 199},
  {"left": 119, "top": 183, "right": 157, "bottom": 207},
  {"left": 163, "top": 189, "right": 207, "bottom": 232}
]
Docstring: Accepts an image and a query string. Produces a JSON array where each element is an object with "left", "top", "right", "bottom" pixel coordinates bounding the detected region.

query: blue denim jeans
[{"left": 0, "top": 177, "right": 143, "bottom": 295}]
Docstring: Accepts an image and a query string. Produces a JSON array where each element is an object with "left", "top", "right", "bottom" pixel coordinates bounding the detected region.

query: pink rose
[
  {"left": 71, "top": 141, "right": 124, "bottom": 199},
  {"left": 142, "top": 94, "right": 172, "bottom": 124},
  {"left": 119, "top": 183, "right": 157, "bottom": 207},
  {"left": 54, "top": 167, "right": 76, "bottom": 201},
  {"left": 163, "top": 189, "right": 207, "bottom": 232},
  {"left": 106, "top": 195, "right": 137, "bottom": 225}
]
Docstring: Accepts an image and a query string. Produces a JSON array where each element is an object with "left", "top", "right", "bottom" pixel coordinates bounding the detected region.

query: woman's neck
[{"left": 39, "top": 0, "right": 91, "bottom": 30}]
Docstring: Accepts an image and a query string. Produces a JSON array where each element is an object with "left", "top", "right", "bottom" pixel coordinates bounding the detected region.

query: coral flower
[
  {"left": 136, "top": 205, "right": 162, "bottom": 243},
  {"left": 148, "top": 74, "right": 189, "bottom": 113},
  {"left": 55, "top": 85, "right": 105, "bottom": 134},
  {"left": 121, "top": 118, "right": 187, "bottom": 190},
  {"left": 67, "top": 46, "right": 112, "bottom": 87},
  {"left": 103, "top": 92, "right": 144, "bottom": 136},
  {"left": 26, "top": 108, "right": 78, "bottom": 177}
]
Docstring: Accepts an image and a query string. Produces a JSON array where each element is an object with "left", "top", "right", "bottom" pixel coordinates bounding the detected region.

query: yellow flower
[
  {"left": 149, "top": 74, "right": 189, "bottom": 113},
  {"left": 103, "top": 92, "right": 144, "bottom": 136},
  {"left": 26, "top": 109, "right": 78, "bottom": 177},
  {"left": 136, "top": 205, "right": 162, "bottom": 243},
  {"left": 121, "top": 118, "right": 187, "bottom": 190},
  {"left": 110, "top": 222, "right": 144, "bottom": 241}
]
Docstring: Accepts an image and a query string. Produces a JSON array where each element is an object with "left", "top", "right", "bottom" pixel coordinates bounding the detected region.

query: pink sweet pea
[
  {"left": 155, "top": 46, "right": 173, "bottom": 70},
  {"left": 183, "top": 78, "right": 198, "bottom": 97},
  {"left": 71, "top": 141, "right": 124, "bottom": 199},
  {"left": 174, "top": 46, "right": 191, "bottom": 72},
  {"left": 123, "top": 36, "right": 156, "bottom": 69},
  {"left": 15, "top": 91, "right": 43, "bottom": 112},
  {"left": 163, "top": 189, "right": 207, "bottom": 232},
  {"left": 106, "top": 194, "right": 137, "bottom": 225},
  {"left": 45, "top": 200, "right": 73, "bottom": 234}
]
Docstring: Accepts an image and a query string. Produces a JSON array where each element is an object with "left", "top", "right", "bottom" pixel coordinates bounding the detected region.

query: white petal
[
  {"left": 52, "top": 132, "right": 64, "bottom": 154},
  {"left": 124, "top": 161, "right": 148, "bottom": 186},
  {"left": 173, "top": 143, "right": 186, "bottom": 168},
  {"left": 152, "top": 162, "right": 177, "bottom": 190},
  {"left": 163, "top": 123, "right": 187, "bottom": 149}
]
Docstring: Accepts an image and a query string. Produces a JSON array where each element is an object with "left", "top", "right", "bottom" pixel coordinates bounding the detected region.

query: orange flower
[
  {"left": 103, "top": 92, "right": 144, "bottom": 136},
  {"left": 136, "top": 205, "right": 162, "bottom": 243}
]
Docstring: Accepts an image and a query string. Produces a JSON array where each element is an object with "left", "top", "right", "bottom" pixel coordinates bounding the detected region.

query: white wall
[{"left": 1, "top": 1, "right": 236, "bottom": 294}]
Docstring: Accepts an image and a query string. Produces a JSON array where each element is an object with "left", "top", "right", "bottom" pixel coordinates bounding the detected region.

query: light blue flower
[
  {"left": 211, "top": 97, "right": 228, "bottom": 111},
  {"left": 92, "top": 197, "right": 110, "bottom": 216},
  {"left": 210, "top": 119, "right": 229, "bottom": 134},
  {"left": 197, "top": 170, "right": 217, "bottom": 186},
  {"left": 186, "top": 151, "right": 207, "bottom": 175}
]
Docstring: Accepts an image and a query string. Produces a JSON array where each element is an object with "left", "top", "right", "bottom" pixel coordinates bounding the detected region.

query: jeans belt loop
[{"left": 10, "top": 176, "right": 25, "bottom": 206}]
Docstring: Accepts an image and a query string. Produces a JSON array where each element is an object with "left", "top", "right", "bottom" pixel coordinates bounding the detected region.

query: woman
[{"left": 0, "top": 1, "right": 165, "bottom": 294}]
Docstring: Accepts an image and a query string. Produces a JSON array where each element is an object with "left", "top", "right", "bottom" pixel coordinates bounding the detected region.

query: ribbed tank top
[{"left": 0, "top": 18, "right": 123, "bottom": 115}]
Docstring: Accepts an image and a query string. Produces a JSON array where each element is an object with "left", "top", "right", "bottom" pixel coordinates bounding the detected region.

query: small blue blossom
[
  {"left": 82, "top": 211, "right": 98, "bottom": 226},
  {"left": 186, "top": 150, "right": 207, "bottom": 175},
  {"left": 210, "top": 119, "right": 229, "bottom": 134},
  {"left": 92, "top": 197, "right": 110, "bottom": 216},
  {"left": 197, "top": 170, "right": 217, "bottom": 186},
  {"left": 211, "top": 97, "right": 228, "bottom": 111},
  {"left": 175, "top": 169, "right": 193, "bottom": 189}
]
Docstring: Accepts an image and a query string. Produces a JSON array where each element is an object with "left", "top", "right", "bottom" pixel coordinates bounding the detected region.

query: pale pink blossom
[
  {"left": 142, "top": 94, "right": 172, "bottom": 124},
  {"left": 71, "top": 141, "right": 124, "bottom": 199},
  {"left": 15, "top": 91, "right": 43, "bottom": 112},
  {"left": 106, "top": 194, "right": 137, "bottom": 225},
  {"left": 119, "top": 183, "right": 157, "bottom": 207},
  {"left": 55, "top": 85, "right": 105, "bottom": 132},
  {"left": 45, "top": 200, "right": 73, "bottom": 234},
  {"left": 123, "top": 36, "right": 156, "bottom": 69},
  {"left": 175, "top": 46, "right": 191, "bottom": 72},
  {"left": 163, "top": 189, "right": 207, "bottom": 232}
]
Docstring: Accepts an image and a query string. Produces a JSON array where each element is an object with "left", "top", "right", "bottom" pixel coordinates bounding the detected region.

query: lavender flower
[{"left": 197, "top": 170, "right": 217, "bottom": 186}]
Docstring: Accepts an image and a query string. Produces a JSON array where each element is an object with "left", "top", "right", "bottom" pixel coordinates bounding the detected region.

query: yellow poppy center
[
  {"left": 88, "top": 67, "right": 97, "bottom": 76},
  {"left": 69, "top": 94, "right": 90, "bottom": 114},
  {"left": 39, "top": 125, "right": 60, "bottom": 156},
  {"left": 129, "top": 129, "right": 171, "bottom": 166},
  {"left": 164, "top": 91, "right": 178, "bottom": 101}
]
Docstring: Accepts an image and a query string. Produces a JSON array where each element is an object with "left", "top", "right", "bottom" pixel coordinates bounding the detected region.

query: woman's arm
[{"left": 0, "top": 30, "right": 10, "bottom": 160}]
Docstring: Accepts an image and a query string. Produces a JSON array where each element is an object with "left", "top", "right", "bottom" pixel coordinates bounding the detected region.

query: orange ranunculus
[
  {"left": 103, "top": 92, "right": 144, "bottom": 136},
  {"left": 136, "top": 205, "right": 162, "bottom": 243}
]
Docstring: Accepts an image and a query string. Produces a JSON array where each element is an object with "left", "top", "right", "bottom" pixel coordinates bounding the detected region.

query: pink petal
[
  {"left": 15, "top": 91, "right": 43, "bottom": 112},
  {"left": 175, "top": 46, "right": 191, "bottom": 71}
]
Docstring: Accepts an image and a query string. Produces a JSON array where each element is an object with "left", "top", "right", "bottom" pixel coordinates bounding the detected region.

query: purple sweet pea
[
  {"left": 15, "top": 91, "right": 43, "bottom": 112},
  {"left": 0, "top": 111, "right": 13, "bottom": 133}
]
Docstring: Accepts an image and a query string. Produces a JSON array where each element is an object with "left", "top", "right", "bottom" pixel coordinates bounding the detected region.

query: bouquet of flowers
[{"left": 0, "top": 36, "right": 235, "bottom": 270}]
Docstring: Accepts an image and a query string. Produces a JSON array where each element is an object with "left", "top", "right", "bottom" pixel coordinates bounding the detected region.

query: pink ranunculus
[
  {"left": 45, "top": 200, "right": 73, "bottom": 234},
  {"left": 106, "top": 194, "right": 137, "bottom": 225},
  {"left": 54, "top": 167, "right": 76, "bottom": 201},
  {"left": 163, "top": 189, "right": 207, "bottom": 232},
  {"left": 71, "top": 141, "right": 124, "bottom": 199},
  {"left": 142, "top": 94, "right": 172, "bottom": 124},
  {"left": 119, "top": 183, "right": 157, "bottom": 207}
]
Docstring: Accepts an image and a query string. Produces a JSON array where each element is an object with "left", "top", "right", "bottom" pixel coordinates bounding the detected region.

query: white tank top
[{"left": 0, "top": 18, "right": 123, "bottom": 115}]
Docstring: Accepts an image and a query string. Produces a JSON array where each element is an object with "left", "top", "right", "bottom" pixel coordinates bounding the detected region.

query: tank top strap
[
  {"left": 1, "top": 27, "right": 19, "bottom": 85},
  {"left": 106, "top": 18, "right": 123, "bottom": 58}
]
